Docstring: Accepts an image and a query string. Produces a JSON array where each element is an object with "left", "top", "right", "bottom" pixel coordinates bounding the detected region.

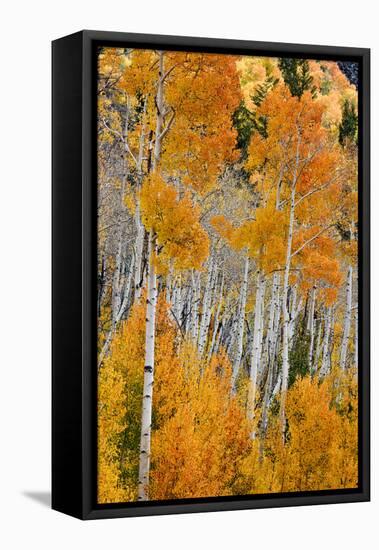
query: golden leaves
[
  {"left": 211, "top": 201, "right": 287, "bottom": 273},
  {"left": 140, "top": 173, "right": 209, "bottom": 272}
]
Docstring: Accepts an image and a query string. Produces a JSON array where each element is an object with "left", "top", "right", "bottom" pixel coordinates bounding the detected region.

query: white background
[{"left": 1, "top": 0, "right": 376, "bottom": 548}]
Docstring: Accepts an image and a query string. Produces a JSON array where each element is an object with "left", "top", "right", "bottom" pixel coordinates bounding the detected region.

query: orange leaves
[
  {"left": 140, "top": 173, "right": 209, "bottom": 272},
  {"left": 211, "top": 202, "right": 286, "bottom": 273},
  {"left": 240, "top": 375, "right": 358, "bottom": 494},
  {"left": 151, "top": 343, "right": 251, "bottom": 499},
  {"left": 98, "top": 356, "right": 130, "bottom": 503},
  {"left": 292, "top": 228, "right": 342, "bottom": 304},
  {"left": 100, "top": 298, "right": 252, "bottom": 501},
  {"left": 161, "top": 52, "right": 241, "bottom": 194},
  {"left": 119, "top": 49, "right": 156, "bottom": 97}
]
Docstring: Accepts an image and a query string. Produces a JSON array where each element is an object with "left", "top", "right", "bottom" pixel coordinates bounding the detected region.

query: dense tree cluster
[{"left": 96, "top": 49, "right": 358, "bottom": 503}]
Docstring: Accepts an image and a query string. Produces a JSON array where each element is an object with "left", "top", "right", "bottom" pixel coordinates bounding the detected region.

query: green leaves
[
  {"left": 278, "top": 58, "right": 317, "bottom": 99},
  {"left": 339, "top": 99, "right": 358, "bottom": 146}
]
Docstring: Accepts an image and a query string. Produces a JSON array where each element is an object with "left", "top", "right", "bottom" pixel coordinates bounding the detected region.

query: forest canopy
[{"left": 96, "top": 48, "right": 359, "bottom": 503}]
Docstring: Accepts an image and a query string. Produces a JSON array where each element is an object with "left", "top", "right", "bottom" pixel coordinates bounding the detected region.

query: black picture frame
[{"left": 52, "top": 30, "right": 370, "bottom": 520}]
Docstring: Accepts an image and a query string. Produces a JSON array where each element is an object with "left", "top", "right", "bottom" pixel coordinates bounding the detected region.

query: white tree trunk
[
  {"left": 308, "top": 286, "right": 316, "bottom": 371},
  {"left": 271, "top": 274, "right": 282, "bottom": 360},
  {"left": 209, "top": 273, "right": 224, "bottom": 358},
  {"left": 260, "top": 273, "right": 280, "bottom": 436},
  {"left": 279, "top": 133, "right": 300, "bottom": 439},
  {"left": 138, "top": 51, "right": 165, "bottom": 501},
  {"left": 134, "top": 206, "right": 145, "bottom": 301},
  {"left": 231, "top": 257, "right": 249, "bottom": 392},
  {"left": 264, "top": 274, "right": 279, "bottom": 366},
  {"left": 257, "top": 279, "right": 266, "bottom": 383},
  {"left": 111, "top": 237, "right": 123, "bottom": 329},
  {"left": 354, "top": 306, "right": 358, "bottom": 369},
  {"left": 198, "top": 257, "right": 214, "bottom": 354},
  {"left": 247, "top": 271, "right": 265, "bottom": 426},
  {"left": 152, "top": 52, "right": 164, "bottom": 171},
  {"left": 138, "top": 234, "right": 157, "bottom": 500},
  {"left": 288, "top": 285, "right": 298, "bottom": 350},
  {"left": 134, "top": 97, "right": 148, "bottom": 301},
  {"left": 98, "top": 254, "right": 135, "bottom": 367},
  {"left": 190, "top": 271, "right": 201, "bottom": 342},
  {"left": 313, "top": 315, "right": 322, "bottom": 374},
  {"left": 340, "top": 265, "right": 353, "bottom": 371},
  {"left": 319, "top": 307, "right": 332, "bottom": 378}
]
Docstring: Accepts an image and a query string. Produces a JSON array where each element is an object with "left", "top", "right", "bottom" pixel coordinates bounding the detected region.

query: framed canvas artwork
[{"left": 52, "top": 30, "right": 370, "bottom": 519}]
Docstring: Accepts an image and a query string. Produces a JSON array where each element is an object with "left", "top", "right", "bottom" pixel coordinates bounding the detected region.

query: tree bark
[
  {"left": 279, "top": 131, "right": 300, "bottom": 441},
  {"left": 98, "top": 254, "right": 135, "bottom": 367},
  {"left": 138, "top": 51, "right": 165, "bottom": 501},
  {"left": 209, "top": 272, "right": 224, "bottom": 358},
  {"left": 247, "top": 271, "right": 265, "bottom": 430},
  {"left": 198, "top": 257, "right": 215, "bottom": 355},
  {"left": 319, "top": 306, "right": 332, "bottom": 378},
  {"left": 231, "top": 257, "right": 249, "bottom": 392},
  {"left": 340, "top": 265, "right": 353, "bottom": 371},
  {"left": 138, "top": 234, "right": 157, "bottom": 500},
  {"left": 308, "top": 286, "right": 316, "bottom": 371},
  {"left": 260, "top": 273, "right": 280, "bottom": 440}
]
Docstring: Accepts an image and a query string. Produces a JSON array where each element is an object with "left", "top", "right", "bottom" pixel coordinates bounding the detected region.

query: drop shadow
[{"left": 22, "top": 491, "right": 51, "bottom": 508}]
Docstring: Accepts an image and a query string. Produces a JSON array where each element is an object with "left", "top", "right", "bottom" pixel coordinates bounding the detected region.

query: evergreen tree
[
  {"left": 232, "top": 100, "right": 255, "bottom": 154},
  {"left": 232, "top": 76, "right": 278, "bottom": 154},
  {"left": 339, "top": 99, "right": 358, "bottom": 146},
  {"left": 278, "top": 58, "right": 317, "bottom": 99}
]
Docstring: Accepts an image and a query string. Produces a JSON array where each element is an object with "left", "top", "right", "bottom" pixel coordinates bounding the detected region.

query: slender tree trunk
[
  {"left": 257, "top": 279, "right": 266, "bottom": 386},
  {"left": 264, "top": 274, "right": 279, "bottom": 369},
  {"left": 340, "top": 265, "right": 353, "bottom": 371},
  {"left": 288, "top": 285, "right": 297, "bottom": 350},
  {"left": 214, "top": 295, "right": 230, "bottom": 355},
  {"left": 190, "top": 271, "right": 201, "bottom": 342},
  {"left": 247, "top": 271, "right": 265, "bottom": 430},
  {"left": 279, "top": 132, "right": 300, "bottom": 440},
  {"left": 138, "top": 234, "right": 157, "bottom": 500},
  {"left": 98, "top": 254, "right": 106, "bottom": 318},
  {"left": 152, "top": 52, "right": 164, "bottom": 171},
  {"left": 134, "top": 97, "right": 148, "bottom": 300},
  {"left": 209, "top": 273, "right": 224, "bottom": 358},
  {"left": 354, "top": 306, "right": 358, "bottom": 370},
  {"left": 198, "top": 257, "right": 214, "bottom": 355},
  {"left": 138, "top": 51, "right": 165, "bottom": 501},
  {"left": 260, "top": 273, "right": 280, "bottom": 442},
  {"left": 319, "top": 306, "right": 332, "bottom": 378},
  {"left": 134, "top": 204, "right": 145, "bottom": 301},
  {"left": 231, "top": 257, "right": 249, "bottom": 392},
  {"left": 175, "top": 275, "right": 182, "bottom": 326},
  {"left": 313, "top": 313, "right": 322, "bottom": 374},
  {"left": 98, "top": 254, "right": 135, "bottom": 367},
  {"left": 165, "top": 263, "right": 173, "bottom": 304},
  {"left": 111, "top": 237, "right": 123, "bottom": 329},
  {"left": 308, "top": 286, "right": 316, "bottom": 371}
]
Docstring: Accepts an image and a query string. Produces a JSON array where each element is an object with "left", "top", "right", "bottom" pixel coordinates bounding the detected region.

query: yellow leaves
[
  {"left": 211, "top": 201, "right": 286, "bottom": 273},
  {"left": 119, "top": 49, "right": 156, "bottom": 97},
  {"left": 161, "top": 52, "right": 241, "bottom": 194},
  {"left": 238, "top": 375, "right": 358, "bottom": 495},
  {"left": 97, "top": 48, "right": 359, "bottom": 504},
  {"left": 151, "top": 342, "right": 251, "bottom": 500},
  {"left": 98, "top": 297, "right": 252, "bottom": 502},
  {"left": 140, "top": 173, "right": 209, "bottom": 272},
  {"left": 99, "top": 296, "right": 358, "bottom": 502},
  {"left": 98, "top": 359, "right": 130, "bottom": 503}
]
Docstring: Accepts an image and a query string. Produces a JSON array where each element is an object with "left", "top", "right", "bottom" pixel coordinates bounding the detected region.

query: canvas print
[{"left": 97, "top": 47, "right": 359, "bottom": 504}]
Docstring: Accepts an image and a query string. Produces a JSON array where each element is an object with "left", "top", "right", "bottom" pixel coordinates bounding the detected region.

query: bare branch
[{"left": 159, "top": 107, "right": 176, "bottom": 141}]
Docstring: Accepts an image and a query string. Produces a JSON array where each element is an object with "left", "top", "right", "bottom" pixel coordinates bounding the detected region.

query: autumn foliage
[{"left": 97, "top": 48, "right": 359, "bottom": 503}]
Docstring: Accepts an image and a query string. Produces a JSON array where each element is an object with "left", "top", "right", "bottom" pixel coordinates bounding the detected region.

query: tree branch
[
  {"left": 159, "top": 107, "right": 176, "bottom": 142},
  {"left": 291, "top": 224, "right": 333, "bottom": 258}
]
